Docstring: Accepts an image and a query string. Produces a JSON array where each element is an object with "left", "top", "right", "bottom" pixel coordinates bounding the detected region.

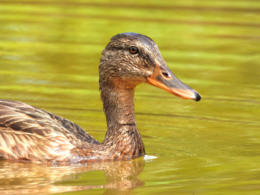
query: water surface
[{"left": 0, "top": 0, "right": 260, "bottom": 194}]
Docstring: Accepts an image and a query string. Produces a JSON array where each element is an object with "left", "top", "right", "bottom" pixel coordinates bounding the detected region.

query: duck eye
[{"left": 129, "top": 46, "right": 139, "bottom": 54}]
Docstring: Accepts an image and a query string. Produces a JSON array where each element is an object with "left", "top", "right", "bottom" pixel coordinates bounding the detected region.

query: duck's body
[
  {"left": 0, "top": 99, "right": 144, "bottom": 162},
  {"left": 0, "top": 33, "right": 200, "bottom": 163}
]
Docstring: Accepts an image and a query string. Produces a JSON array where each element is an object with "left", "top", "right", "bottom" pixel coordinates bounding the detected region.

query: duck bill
[{"left": 146, "top": 60, "right": 201, "bottom": 101}]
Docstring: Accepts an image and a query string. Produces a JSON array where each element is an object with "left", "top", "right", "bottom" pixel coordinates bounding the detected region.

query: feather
[{"left": 0, "top": 100, "right": 100, "bottom": 162}]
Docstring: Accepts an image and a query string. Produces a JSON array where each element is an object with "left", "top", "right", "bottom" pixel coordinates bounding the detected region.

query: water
[{"left": 0, "top": 0, "right": 260, "bottom": 194}]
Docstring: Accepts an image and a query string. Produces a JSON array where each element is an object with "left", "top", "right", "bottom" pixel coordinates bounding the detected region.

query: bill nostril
[{"left": 162, "top": 72, "right": 170, "bottom": 78}]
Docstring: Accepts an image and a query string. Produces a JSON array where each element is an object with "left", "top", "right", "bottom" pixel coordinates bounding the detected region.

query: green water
[{"left": 0, "top": 0, "right": 260, "bottom": 194}]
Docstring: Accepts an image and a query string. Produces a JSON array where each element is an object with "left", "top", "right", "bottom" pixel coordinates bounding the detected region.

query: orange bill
[{"left": 146, "top": 60, "right": 201, "bottom": 101}]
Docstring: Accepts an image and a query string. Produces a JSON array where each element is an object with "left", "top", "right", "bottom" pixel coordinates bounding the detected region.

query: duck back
[{"left": 0, "top": 99, "right": 99, "bottom": 162}]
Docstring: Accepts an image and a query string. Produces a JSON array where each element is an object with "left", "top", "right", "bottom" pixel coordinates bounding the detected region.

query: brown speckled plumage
[{"left": 0, "top": 33, "right": 201, "bottom": 163}]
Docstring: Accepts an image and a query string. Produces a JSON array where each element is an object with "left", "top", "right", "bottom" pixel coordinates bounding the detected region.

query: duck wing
[{"left": 0, "top": 99, "right": 100, "bottom": 161}]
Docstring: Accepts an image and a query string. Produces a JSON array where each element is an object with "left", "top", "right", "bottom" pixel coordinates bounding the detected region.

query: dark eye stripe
[{"left": 129, "top": 46, "right": 139, "bottom": 54}]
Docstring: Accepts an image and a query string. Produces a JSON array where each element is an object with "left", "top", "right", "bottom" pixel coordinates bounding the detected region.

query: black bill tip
[{"left": 194, "top": 92, "right": 201, "bottom": 102}]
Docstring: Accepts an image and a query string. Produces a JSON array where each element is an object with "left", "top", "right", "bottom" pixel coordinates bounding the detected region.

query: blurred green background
[{"left": 0, "top": 0, "right": 260, "bottom": 194}]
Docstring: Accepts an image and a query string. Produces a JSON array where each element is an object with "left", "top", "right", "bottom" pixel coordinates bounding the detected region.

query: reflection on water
[{"left": 0, "top": 158, "right": 145, "bottom": 195}]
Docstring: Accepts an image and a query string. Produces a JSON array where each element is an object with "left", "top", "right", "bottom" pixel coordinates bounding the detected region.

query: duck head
[{"left": 99, "top": 32, "right": 201, "bottom": 101}]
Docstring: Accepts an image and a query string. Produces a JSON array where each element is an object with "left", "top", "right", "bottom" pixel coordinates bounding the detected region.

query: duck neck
[{"left": 100, "top": 79, "right": 143, "bottom": 149}]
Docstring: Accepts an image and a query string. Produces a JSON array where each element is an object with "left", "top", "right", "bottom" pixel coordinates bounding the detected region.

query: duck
[{"left": 0, "top": 33, "right": 201, "bottom": 163}]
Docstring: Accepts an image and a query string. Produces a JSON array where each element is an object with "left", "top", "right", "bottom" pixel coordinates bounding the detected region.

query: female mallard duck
[{"left": 0, "top": 33, "right": 201, "bottom": 163}]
